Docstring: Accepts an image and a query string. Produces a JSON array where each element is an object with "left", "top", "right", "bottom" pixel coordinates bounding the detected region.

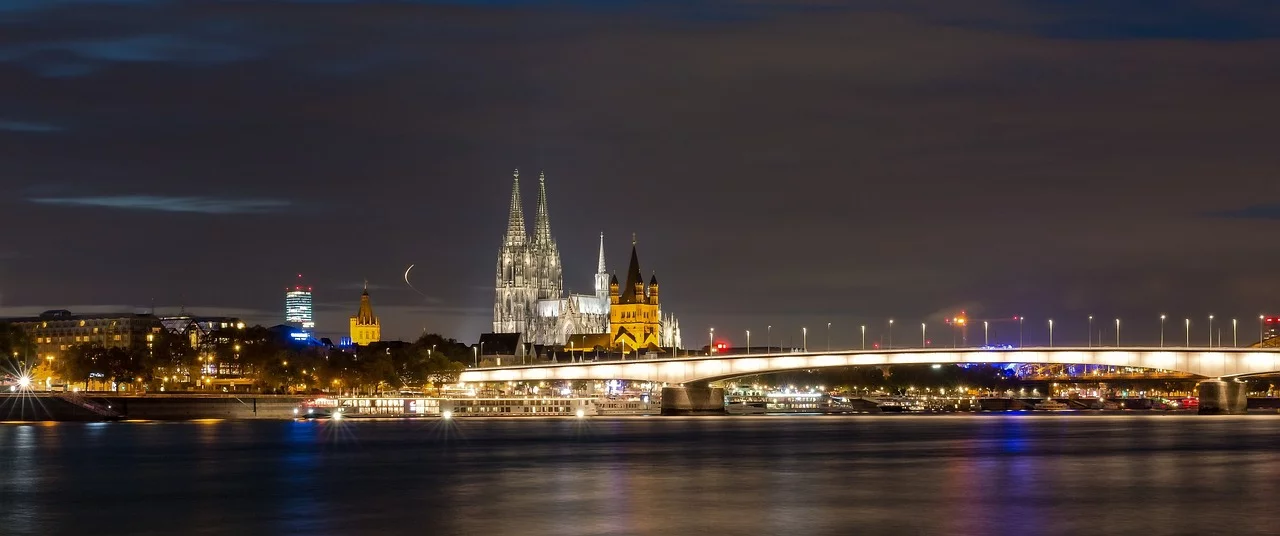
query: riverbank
[
  {"left": 0, "top": 393, "right": 305, "bottom": 421},
  {"left": 5, "top": 393, "right": 1280, "bottom": 421}
]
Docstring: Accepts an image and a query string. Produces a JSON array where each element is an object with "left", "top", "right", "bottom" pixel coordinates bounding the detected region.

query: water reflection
[{"left": 2, "top": 416, "right": 1280, "bottom": 535}]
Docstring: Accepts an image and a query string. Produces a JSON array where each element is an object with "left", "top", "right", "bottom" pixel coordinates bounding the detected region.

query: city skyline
[{"left": 2, "top": 1, "right": 1278, "bottom": 344}]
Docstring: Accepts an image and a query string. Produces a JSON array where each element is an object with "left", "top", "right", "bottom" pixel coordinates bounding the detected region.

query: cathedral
[{"left": 492, "top": 169, "right": 681, "bottom": 352}]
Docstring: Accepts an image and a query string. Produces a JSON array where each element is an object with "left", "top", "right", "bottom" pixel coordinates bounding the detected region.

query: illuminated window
[{"left": 79, "top": 320, "right": 86, "bottom": 327}]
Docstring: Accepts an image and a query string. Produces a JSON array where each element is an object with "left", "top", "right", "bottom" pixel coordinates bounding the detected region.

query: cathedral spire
[
  {"left": 620, "top": 235, "right": 644, "bottom": 304},
  {"left": 504, "top": 169, "right": 527, "bottom": 246},
  {"left": 597, "top": 232, "right": 606, "bottom": 273},
  {"left": 594, "top": 232, "right": 609, "bottom": 297},
  {"left": 532, "top": 170, "right": 553, "bottom": 246}
]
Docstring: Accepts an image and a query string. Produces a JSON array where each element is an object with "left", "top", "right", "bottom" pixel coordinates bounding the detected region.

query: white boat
[
  {"left": 439, "top": 397, "right": 597, "bottom": 417},
  {"left": 1033, "top": 399, "right": 1070, "bottom": 411},
  {"left": 594, "top": 398, "right": 660, "bottom": 416}
]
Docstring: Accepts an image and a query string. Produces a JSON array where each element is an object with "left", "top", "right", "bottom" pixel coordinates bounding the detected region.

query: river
[{"left": 2, "top": 415, "right": 1278, "bottom": 535}]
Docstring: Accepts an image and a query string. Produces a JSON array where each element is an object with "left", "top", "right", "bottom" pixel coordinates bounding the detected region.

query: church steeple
[
  {"left": 620, "top": 235, "right": 645, "bottom": 304},
  {"left": 527, "top": 170, "right": 563, "bottom": 301},
  {"left": 594, "top": 232, "right": 609, "bottom": 297},
  {"left": 349, "top": 282, "right": 380, "bottom": 345},
  {"left": 597, "top": 232, "right": 607, "bottom": 274},
  {"left": 503, "top": 169, "right": 527, "bottom": 246},
  {"left": 532, "top": 171, "right": 553, "bottom": 246}
]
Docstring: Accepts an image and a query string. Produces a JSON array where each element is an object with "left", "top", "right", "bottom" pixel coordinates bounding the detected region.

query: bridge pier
[
  {"left": 661, "top": 386, "right": 725, "bottom": 416},
  {"left": 1198, "top": 380, "right": 1247, "bottom": 415}
]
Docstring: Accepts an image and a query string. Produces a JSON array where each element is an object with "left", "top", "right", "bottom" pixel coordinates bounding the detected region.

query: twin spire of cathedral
[{"left": 504, "top": 169, "right": 558, "bottom": 250}]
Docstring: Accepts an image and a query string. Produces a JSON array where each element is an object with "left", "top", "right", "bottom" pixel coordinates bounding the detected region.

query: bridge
[{"left": 459, "top": 347, "right": 1280, "bottom": 415}]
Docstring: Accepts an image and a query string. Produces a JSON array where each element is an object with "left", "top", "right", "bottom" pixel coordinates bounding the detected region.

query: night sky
[{"left": 2, "top": 1, "right": 1278, "bottom": 348}]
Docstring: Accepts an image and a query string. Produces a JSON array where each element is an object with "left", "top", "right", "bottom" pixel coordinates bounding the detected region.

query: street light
[
  {"left": 1048, "top": 319, "right": 1054, "bottom": 347},
  {"left": 1160, "top": 315, "right": 1166, "bottom": 347},
  {"left": 1261, "top": 315, "right": 1266, "bottom": 347},
  {"left": 1232, "top": 318, "right": 1237, "bottom": 347},
  {"left": 983, "top": 321, "right": 989, "bottom": 346},
  {"left": 473, "top": 346, "right": 478, "bottom": 368},
  {"left": 1208, "top": 315, "right": 1214, "bottom": 348},
  {"left": 1018, "top": 316, "right": 1024, "bottom": 348},
  {"left": 921, "top": 323, "right": 927, "bottom": 347},
  {"left": 1088, "top": 315, "right": 1093, "bottom": 347},
  {"left": 860, "top": 325, "right": 866, "bottom": 350},
  {"left": 709, "top": 327, "right": 715, "bottom": 355},
  {"left": 1185, "top": 318, "right": 1190, "bottom": 347},
  {"left": 746, "top": 330, "right": 751, "bottom": 355},
  {"left": 1114, "top": 318, "right": 1120, "bottom": 346},
  {"left": 767, "top": 325, "right": 772, "bottom": 353},
  {"left": 802, "top": 327, "right": 808, "bottom": 352},
  {"left": 826, "top": 322, "right": 831, "bottom": 351},
  {"left": 888, "top": 319, "right": 894, "bottom": 349}
]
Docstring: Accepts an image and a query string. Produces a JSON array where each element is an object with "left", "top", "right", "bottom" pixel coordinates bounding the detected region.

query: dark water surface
[{"left": 3, "top": 415, "right": 1280, "bottom": 535}]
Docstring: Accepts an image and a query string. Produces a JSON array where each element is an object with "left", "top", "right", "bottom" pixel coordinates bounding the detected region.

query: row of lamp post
[{"left": 719, "top": 313, "right": 1261, "bottom": 355}]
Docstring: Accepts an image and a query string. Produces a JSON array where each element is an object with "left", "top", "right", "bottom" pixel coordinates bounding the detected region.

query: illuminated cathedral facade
[{"left": 492, "top": 170, "right": 681, "bottom": 351}]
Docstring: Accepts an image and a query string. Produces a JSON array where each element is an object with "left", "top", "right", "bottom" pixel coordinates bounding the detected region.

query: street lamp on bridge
[
  {"left": 1160, "top": 315, "right": 1166, "bottom": 347},
  {"left": 827, "top": 322, "right": 831, "bottom": 351},
  {"left": 888, "top": 319, "right": 894, "bottom": 349},
  {"left": 860, "top": 325, "right": 866, "bottom": 350},
  {"left": 1088, "top": 315, "right": 1093, "bottom": 347},
  {"left": 921, "top": 323, "right": 927, "bottom": 348},
  {"left": 1048, "top": 319, "right": 1054, "bottom": 347},
  {"left": 746, "top": 330, "right": 750, "bottom": 355},
  {"left": 983, "top": 321, "right": 989, "bottom": 347},
  {"left": 1115, "top": 318, "right": 1120, "bottom": 346},
  {"left": 802, "top": 327, "right": 808, "bottom": 352},
  {"left": 1185, "top": 318, "right": 1190, "bottom": 347},
  {"left": 709, "top": 327, "right": 715, "bottom": 355},
  {"left": 1233, "top": 318, "right": 1237, "bottom": 347},
  {"left": 1208, "top": 315, "right": 1214, "bottom": 348}
]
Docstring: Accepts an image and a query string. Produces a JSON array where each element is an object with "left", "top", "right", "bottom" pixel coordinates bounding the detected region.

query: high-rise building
[
  {"left": 349, "top": 282, "right": 380, "bottom": 346},
  {"left": 285, "top": 275, "right": 314, "bottom": 330}
]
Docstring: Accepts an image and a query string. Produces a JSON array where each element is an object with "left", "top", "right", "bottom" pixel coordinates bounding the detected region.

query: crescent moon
[{"left": 404, "top": 264, "right": 415, "bottom": 285}]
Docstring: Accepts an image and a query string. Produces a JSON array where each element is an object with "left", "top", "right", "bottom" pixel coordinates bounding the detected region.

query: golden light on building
[{"left": 349, "top": 281, "right": 381, "bottom": 346}]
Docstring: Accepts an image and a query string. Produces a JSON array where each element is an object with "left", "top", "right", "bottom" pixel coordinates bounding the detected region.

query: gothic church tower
[
  {"left": 349, "top": 281, "right": 381, "bottom": 346},
  {"left": 494, "top": 169, "right": 535, "bottom": 334},
  {"left": 529, "top": 171, "right": 564, "bottom": 301}
]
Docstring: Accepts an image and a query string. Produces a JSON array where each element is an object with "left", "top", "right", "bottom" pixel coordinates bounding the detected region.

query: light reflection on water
[{"left": 1, "top": 415, "right": 1279, "bottom": 536}]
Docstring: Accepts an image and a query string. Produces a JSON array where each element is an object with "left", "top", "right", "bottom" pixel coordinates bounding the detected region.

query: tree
[
  {"left": 424, "top": 352, "right": 464, "bottom": 394},
  {"left": 55, "top": 344, "right": 108, "bottom": 390},
  {"left": 0, "top": 323, "right": 36, "bottom": 369},
  {"left": 413, "top": 333, "right": 472, "bottom": 364},
  {"left": 151, "top": 329, "right": 198, "bottom": 383}
]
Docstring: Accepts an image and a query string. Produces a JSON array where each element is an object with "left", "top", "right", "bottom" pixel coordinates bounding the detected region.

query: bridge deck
[{"left": 459, "top": 347, "right": 1280, "bottom": 385}]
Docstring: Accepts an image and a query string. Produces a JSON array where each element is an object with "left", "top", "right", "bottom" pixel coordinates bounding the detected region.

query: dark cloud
[
  {"left": 1207, "top": 204, "right": 1280, "bottom": 221},
  {"left": 0, "top": 0, "right": 1277, "bottom": 346},
  {"left": 0, "top": 119, "right": 62, "bottom": 132},
  {"left": 28, "top": 195, "right": 293, "bottom": 214}
]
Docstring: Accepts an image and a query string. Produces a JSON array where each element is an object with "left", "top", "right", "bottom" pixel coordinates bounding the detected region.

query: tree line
[{"left": 0, "top": 323, "right": 467, "bottom": 395}]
